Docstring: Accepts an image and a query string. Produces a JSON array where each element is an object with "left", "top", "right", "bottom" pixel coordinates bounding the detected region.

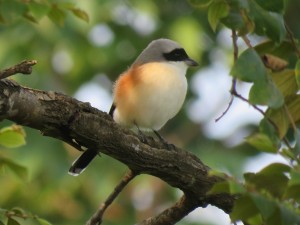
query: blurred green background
[{"left": 1, "top": 0, "right": 300, "bottom": 224}]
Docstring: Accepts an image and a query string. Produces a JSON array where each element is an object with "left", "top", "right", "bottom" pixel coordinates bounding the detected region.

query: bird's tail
[{"left": 68, "top": 149, "right": 99, "bottom": 176}]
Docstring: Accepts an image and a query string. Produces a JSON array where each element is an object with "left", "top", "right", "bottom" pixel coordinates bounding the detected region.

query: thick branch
[{"left": 0, "top": 79, "right": 235, "bottom": 215}]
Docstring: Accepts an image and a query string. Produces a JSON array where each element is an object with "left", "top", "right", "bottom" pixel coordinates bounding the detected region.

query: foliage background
[{"left": 1, "top": 0, "right": 300, "bottom": 225}]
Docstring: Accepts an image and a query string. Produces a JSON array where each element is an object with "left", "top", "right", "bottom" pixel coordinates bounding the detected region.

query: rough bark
[{"left": 0, "top": 78, "right": 235, "bottom": 222}]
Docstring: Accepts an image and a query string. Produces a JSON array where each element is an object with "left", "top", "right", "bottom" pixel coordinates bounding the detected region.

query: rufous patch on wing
[{"left": 114, "top": 66, "right": 142, "bottom": 125}]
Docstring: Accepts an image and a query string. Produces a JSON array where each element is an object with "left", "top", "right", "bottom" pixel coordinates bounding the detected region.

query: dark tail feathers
[{"left": 68, "top": 149, "right": 99, "bottom": 176}]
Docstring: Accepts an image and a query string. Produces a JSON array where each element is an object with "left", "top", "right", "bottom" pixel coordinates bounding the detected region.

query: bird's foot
[
  {"left": 135, "top": 124, "right": 154, "bottom": 144},
  {"left": 153, "top": 130, "right": 175, "bottom": 150}
]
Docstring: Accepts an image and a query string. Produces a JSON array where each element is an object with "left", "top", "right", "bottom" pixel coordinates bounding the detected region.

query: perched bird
[{"left": 69, "top": 38, "right": 198, "bottom": 176}]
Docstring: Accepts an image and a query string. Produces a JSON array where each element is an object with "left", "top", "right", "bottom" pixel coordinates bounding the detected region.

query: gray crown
[{"left": 132, "top": 39, "right": 182, "bottom": 66}]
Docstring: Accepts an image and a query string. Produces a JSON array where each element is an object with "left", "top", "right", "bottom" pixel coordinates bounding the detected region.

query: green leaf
[
  {"left": 0, "top": 0, "right": 27, "bottom": 23},
  {"left": 272, "top": 70, "right": 297, "bottom": 97},
  {"left": 23, "top": 12, "right": 38, "bottom": 23},
  {"left": 244, "top": 163, "right": 290, "bottom": 198},
  {"left": 69, "top": 8, "right": 89, "bottom": 23},
  {"left": 284, "top": 170, "right": 300, "bottom": 200},
  {"left": 266, "top": 107, "right": 289, "bottom": 139},
  {"left": 248, "top": 1, "right": 286, "bottom": 43},
  {"left": 37, "top": 218, "right": 52, "bottom": 225},
  {"left": 7, "top": 218, "right": 20, "bottom": 225},
  {"left": 209, "top": 180, "right": 245, "bottom": 195},
  {"left": 255, "top": 40, "right": 296, "bottom": 63},
  {"left": 250, "top": 193, "right": 277, "bottom": 220},
  {"left": 230, "top": 195, "right": 259, "bottom": 221},
  {"left": 288, "top": 170, "right": 300, "bottom": 186},
  {"left": 187, "top": 0, "right": 212, "bottom": 8},
  {"left": 259, "top": 118, "right": 280, "bottom": 144},
  {"left": 295, "top": 59, "right": 300, "bottom": 90},
  {"left": 0, "top": 209, "right": 5, "bottom": 222},
  {"left": 11, "top": 207, "right": 25, "bottom": 216},
  {"left": 276, "top": 205, "right": 300, "bottom": 225},
  {"left": 267, "top": 95, "right": 300, "bottom": 138},
  {"left": 231, "top": 48, "right": 267, "bottom": 83},
  {"left": 48, "top": 5, "right": 66, "bottom": 26},
  {"left": 0, "top": 125, "right": 26, "bottom": 148},
  {"left": 208, "top": 1, "right": 229, "bottom": 31},
  {"left": 249, "top": 77, "right": 284, "bottom": 108},
  {"left": 0, "top": 157, "right": 28, "bottom": 180},
  {"left": 28, "top": 1, "right": 51, "bottom": 21},
  {"left": 259, "top": 163, "right": 291, "bottom": 175},
  {"left": 254, "top": 0, "right": 287, "bottom": 13},
  {"left": 246, "top": 133, "right": 278, "bottom": 153},
  {"left": 293, "top": 129, "right": 300, "bottom": 154}
]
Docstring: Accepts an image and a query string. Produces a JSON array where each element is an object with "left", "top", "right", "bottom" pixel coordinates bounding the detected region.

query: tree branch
[
  {"left": 0, "top": 78, "right": 235, "bottom": 223},
  {"left": 86, "top": 170, "right": 138, "bottom": 225},
  {"left": 138, "top": 194, "right": 199, "bottom": 225},
  {"left": 0, "top": 60, "right": 37, "bottom": 79}
]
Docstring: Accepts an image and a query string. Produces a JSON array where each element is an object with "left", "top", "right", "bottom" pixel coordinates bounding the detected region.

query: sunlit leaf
[
  {"left": 208, "top": 1, "right": 229, "bottom": 31},
  {"left": 0, "top": 157, "right": 28, "bottom": 180},
  {"left": 209, "top": 180, "right": 245, "bottom": 195},
  {"left": 69, "top": 8, "right": 89, "bottom": 23},
  {"left": 28, "top": 1, "right": 51, "bottom": 21},
  {"left": 246, "top": 133, "right": 277, "bottom": 153},
  {"left": 48, "top": 5, "right": 66, "bottom": 26},
  {"left": 288, "top": 170, "right": 300, "bottom": 186},
  {"left": 272, "top": 70, "right": 297, "bottom": 97},
  {"left": 37, "top": 218, "right": 52, "bottom": 225},
  {"left": 285, "top": 170, "right": 300, "bottom": 200},
  {"left": 23, "top": 12, "right": 38, "bottom": 23},
  {"left": 245, "top": 214, "right": 263, "bottom": 225},
  {"left": 293, "top": 129, "right": 300, "bottom": 154},
  {"left": 267, "top": 94, "right": 300, "bottom": 138},
  {"left": 295, "top": 59, "right": 300, "bottom": 90},
  {"left": 0, "top": 125, "right": 26, "bottom": 148},
  {"left": 259, "top": 163, "right": 291, "bottom": 175}
]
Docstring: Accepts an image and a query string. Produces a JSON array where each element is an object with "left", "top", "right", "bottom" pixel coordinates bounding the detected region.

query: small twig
[
  {"left": 138, "top": 194, "right": 199, "bottom": 225},
  {"left": 241, "top": 35, "right": 253, "bottom": 48},
  {"left": 0, "top": 60, "right": 37, "bottom": 80},
  {"left": 284, "top": 23, "right": 300, "bottom": 58},
  {"left": 85, "top": 170, "right": 138, "bottom": 225},
  {"left": 232, "top": 92, "right": 266, "bottom": 116},
  {"left": 215, "top": 95, "right": 234, "bottom": 122},
  {"left": 215, "top": 30, "right": 239, "bottom": 122}
]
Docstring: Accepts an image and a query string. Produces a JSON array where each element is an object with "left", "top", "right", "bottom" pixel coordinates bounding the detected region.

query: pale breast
[
  {"left": 128, "top": 63, "right": 187, "bottom": 130},
  {"left": 113, "top": 62, "right": 188, "bottom": 130}
]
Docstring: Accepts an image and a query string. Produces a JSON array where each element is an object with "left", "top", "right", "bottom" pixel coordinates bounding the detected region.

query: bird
[{"left": 68, "top": 38, "right": 198, "bottom": 176}]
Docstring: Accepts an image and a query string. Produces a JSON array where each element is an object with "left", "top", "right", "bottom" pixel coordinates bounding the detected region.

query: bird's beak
[{"left": 185, "top": 58, "right": 198, "bottom": 67}]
